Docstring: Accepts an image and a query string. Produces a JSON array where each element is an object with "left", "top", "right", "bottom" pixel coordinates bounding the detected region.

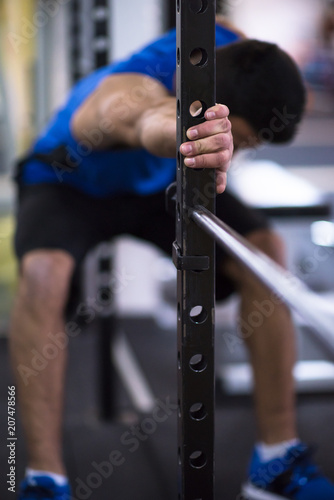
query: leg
[
  {"left": 222, "top": 228, "right": 297, "bottom": 444},
  {"left": 115, "top": 190, "right": 295, "bottom": 441},
  {"left": 9, "top": 249, "right": 75, "bottom": 474}
]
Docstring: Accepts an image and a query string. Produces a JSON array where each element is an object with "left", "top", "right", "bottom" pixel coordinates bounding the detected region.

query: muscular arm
[
  {"left": 71, "top": 73, "right": 176, "bottom": 156},
  {"left": 71, "top": 72, "right": 233, "bottom": 193}
]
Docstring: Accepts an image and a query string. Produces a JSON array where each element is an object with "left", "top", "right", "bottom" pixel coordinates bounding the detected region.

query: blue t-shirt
[{"left": 22, "top": 25, "right": 239, "bottom": 197}]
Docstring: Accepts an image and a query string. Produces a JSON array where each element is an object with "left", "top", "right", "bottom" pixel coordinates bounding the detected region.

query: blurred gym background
[{"left": 0, "top": 1, "right": 333, "bottom": 499}]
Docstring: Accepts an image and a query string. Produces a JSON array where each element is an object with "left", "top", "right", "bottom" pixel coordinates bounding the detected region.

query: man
[{"left": 12, "top": 18, "right": 334, "bottom": 500}]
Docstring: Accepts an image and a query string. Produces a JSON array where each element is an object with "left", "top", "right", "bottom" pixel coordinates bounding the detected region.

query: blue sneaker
[
  {"left": 18, "top": 475, "right": 71, "bottom": 499},
  {"left": 242, "top": 443, "right": 334, "bottom": 499}
]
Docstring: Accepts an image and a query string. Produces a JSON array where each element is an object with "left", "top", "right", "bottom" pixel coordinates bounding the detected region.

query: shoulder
[{"left": 109, "top": 29, "right": 177, "bottom": 91}]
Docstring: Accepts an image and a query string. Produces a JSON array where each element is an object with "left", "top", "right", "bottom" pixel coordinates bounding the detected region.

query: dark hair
[{"left": 216, "top": 39, "right": 306, "bottom": 143}]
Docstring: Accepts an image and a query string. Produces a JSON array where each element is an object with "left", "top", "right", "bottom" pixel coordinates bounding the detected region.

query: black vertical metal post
[
  {"left": 92, "top": 0, "right": 110, "bottom": 69},
  {"left": 69, "top": 0, "right": 111, "bottom": 83},
  {"left": 69, "top": 0, "right": 113, "bottom": 417},
  {"left": 96, "top": 252, "right": 117, "bottom": 421},
  {"left": 175, "top": 1, "right": 216, "bottom": 499},
  {"left": 69, "top": 0, "right": 81, "bottom": 82}
]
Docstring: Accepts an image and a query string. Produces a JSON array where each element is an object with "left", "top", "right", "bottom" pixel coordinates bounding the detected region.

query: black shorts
[{"left": 14, "top": 183, "right": 270, "bottom": 301}]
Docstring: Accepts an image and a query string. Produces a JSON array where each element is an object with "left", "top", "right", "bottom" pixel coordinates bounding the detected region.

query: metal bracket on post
[{"left": 175, "top": 1, "right": 216, "bottom": 499}]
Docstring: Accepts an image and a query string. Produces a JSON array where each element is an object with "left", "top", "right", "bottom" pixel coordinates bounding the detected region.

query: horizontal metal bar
[{"left": 191, "top": 206, "right": 334, "bottom": 355}]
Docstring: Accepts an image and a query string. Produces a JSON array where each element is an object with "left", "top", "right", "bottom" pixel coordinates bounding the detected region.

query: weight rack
[{"left": 174, "top": 1, "right": 217, "bottom": 499}]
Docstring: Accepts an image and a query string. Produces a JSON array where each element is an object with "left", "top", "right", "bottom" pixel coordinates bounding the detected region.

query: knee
[
  {"left": 222, "top": 228, "right": 287, "bottom": 291},
  {"left": 247, "top": 228, "right": 287, "bottom": 266},
  {"left": 18, "top": 250, "right": 75, "bottom": 314}
]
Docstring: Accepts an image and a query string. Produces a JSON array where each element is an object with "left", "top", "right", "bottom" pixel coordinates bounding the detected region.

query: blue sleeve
[
  {"left": 109, "top": 24, "right": 239, "bottom": 92},
  {"left": 216, "top": 23, "right": 240, "bottom": 47},
  {"left": 32, "top": 24, "right": 240, "bottom": 155},
  {"left": 111, "top": 29, "right": 177, "bottom": 92}
]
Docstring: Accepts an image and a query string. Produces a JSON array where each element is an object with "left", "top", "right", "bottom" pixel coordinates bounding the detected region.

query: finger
[
  {"left": 216, "top": 169, "right": 228, "bottom": 194},
  {"left": 181, "top": 130, "right": 232, "bottom": 157},
  {"left": 186, "top": 116, "right": 231, "bottom": 141},
  {"left": 205, "top": 103, "right": 230, "bottom": 120},
  {"left": 184, "top": 148, "right": 232, "bottom": 169},
  {"left": 185, "top": 104, "right": 230, "bottom": 140}
]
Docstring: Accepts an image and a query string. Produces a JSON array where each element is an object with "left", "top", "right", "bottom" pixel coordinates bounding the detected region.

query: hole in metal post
[
  {"left": 189, "top": 354, "right": 207, "bottom": 372},
  {"left": 189, "top": 48, "right": 208, "bottom": 67},
  {"left": 189, "top": 450, "right": 207, "bottom": 468},
  {"left": 189, "top": 0, "right": 208, "bottom": 14},
  {"left": 97, "top": 287, "right": 112, "bottom": 305},
  {"left": 190, "top": 402, "right": 207, "bottom": 421},
  {"left": 177, "top": 99, "right": 181, "bottom": 118},
  {"left": 189, "top": 305, "right": 208, "bottom": 324},
  {"left": 177, "top": 48, "right": 180, "bottom": 66},
  {"left": 189, "top": 100, "right": 206, "bottom": 118}
]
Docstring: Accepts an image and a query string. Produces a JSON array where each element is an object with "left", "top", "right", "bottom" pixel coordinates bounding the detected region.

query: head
[{"left": 216, "top": 39, "right": 306, "bottom": 150}]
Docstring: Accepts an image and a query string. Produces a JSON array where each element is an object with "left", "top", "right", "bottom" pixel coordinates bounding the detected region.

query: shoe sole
[{"left": 242, "top": 482, "right": 288, "bottom": 500}]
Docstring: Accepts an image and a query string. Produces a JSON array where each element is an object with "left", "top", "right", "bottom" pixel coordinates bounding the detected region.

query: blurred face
[{"left": 229, "top": 115, "right": 261, "bottom": 152}]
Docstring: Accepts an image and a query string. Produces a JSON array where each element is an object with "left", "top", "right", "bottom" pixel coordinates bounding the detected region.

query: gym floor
[
  {"left": 0, "top": 111, "right": 334, "bottom": 499},
  {"left": 0, "top": 316, "right": 334, "bottom": 500}
]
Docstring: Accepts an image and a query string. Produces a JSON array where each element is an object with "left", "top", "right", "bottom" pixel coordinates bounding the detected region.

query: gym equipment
[
  {"left": 173, "top": 2, "right": 334, "bottom": 499},
  {"left": 190, "top": 206, "right": 334, "bottom": 355},
  {"left": 70, "top": 0, "right": 111, "bottom": 82},
  {"left": 65, "top": 1, "right": 334, "bottom": 497},
  {"left": 174, "top": 1, "right": 217, "bottom": 499}
]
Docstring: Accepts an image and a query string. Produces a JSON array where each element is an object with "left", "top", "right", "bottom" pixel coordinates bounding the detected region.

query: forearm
[
  {"left": 71, "top": 73, "right": 233, "bottom": 193},
  {"left": 136, "top": 98, "right": 177, "bottom": 157}
]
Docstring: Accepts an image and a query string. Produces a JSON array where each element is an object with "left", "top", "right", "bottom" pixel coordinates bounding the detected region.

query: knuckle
[
  {"left": 212, "top": 134, "right": 222, "bottom": 149},
  {"left": 216, "top": 103, "right": 229, "bottom": 115},
  {"left": 195, "top": 155, "right": 205, "bottom": 168},
  {"left": 216, "top": 132, "right": 230, "bottom": 150},
  {"left": 194, "top": 139, "right": 203, "bottom": 154},
  {"left": 217, "top": 149, "right": 230, "bottom": 166},
  {"left": 220, "top": 117, "right": 231, "bottom": 133}
]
